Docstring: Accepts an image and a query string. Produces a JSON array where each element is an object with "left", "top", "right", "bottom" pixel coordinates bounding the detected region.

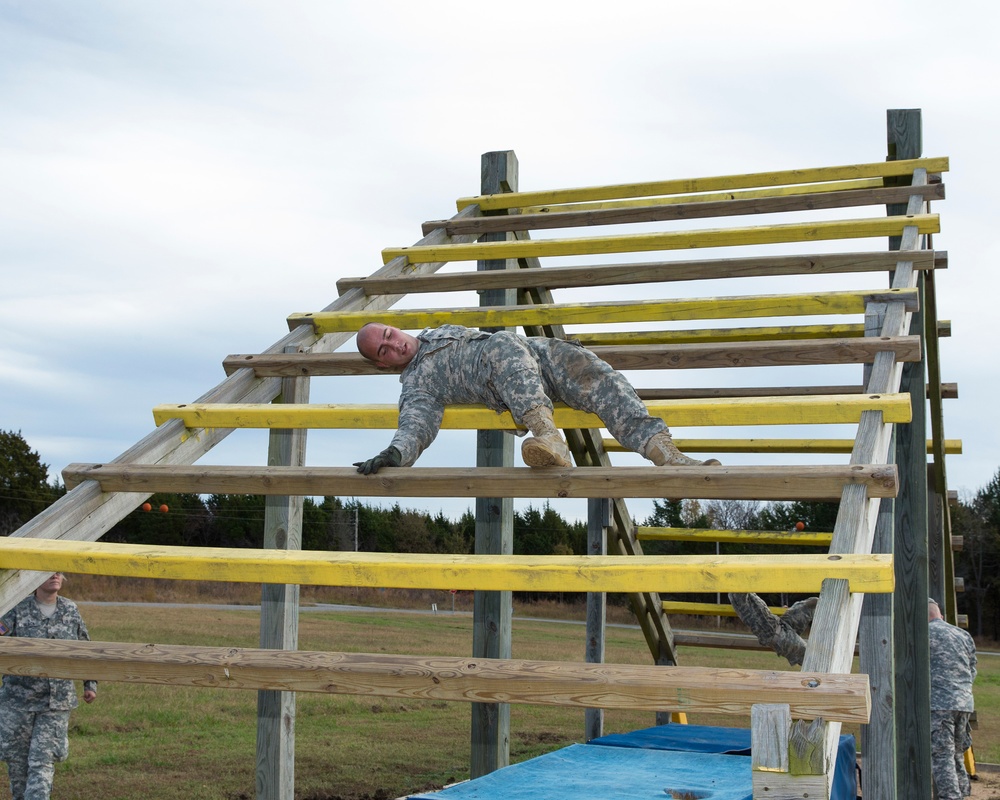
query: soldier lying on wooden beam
[{"left": 353, "top": 323, "right": 722, "bottom": 474}]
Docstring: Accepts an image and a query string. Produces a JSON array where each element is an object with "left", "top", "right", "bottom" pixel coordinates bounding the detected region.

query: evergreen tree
[{"left": 0, "top": 430, "right": 60, "bottom": 535}]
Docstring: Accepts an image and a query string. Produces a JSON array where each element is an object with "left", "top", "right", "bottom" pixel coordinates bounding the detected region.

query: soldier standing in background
[
  {"left": 929, "top": 596, "right": 977, "bottom": 799},
  {"left": 0, "top": 572, "right": 97, "bottom": 800}
]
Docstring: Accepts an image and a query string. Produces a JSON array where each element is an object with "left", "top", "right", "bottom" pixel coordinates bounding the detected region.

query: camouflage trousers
[
  {"left": 0, "top": 707, "right": 70, "bottom": 800},
  {"left": 728, "top": 593, "right": 816, "bottom": 666},
  {"left": 931, "top": 709, "right": 972, "bottom": 799},
  {"left": 498, "top": 334, "right": 668, "bottom": 454}
]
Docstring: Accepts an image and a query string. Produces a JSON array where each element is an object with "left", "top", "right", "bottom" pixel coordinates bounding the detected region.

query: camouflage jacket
[
  {"left": 929, "top": 617, "right": 976, "bottom": 711},
  {"left": 390, "top": 325, "right": 524, "bottom": 465},
  {"left": 0, "top": 595, "right": 97, "bottom": 710}
]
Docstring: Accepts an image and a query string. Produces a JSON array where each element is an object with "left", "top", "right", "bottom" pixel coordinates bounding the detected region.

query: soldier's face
[{"left": 359, "top": 324, "right": 418, "bottom": 369}]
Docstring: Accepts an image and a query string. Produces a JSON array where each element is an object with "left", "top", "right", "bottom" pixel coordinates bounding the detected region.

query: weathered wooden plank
[
  {"left": 291, "top": 288, "right": 919, "bottom": 333},
  {"left": 752, "top": 704, "right": 791, "bottom": 776},
  {"left": 224, "top": 336, "right": 920, "bottom": 377},
  {"left": 151, "top": 393, "right": 912, "bottom": 430},
  {"left": 455, "top": 156, "right": 949, "bottom": 210},
  {"left": 60, "top": 463, "right": 900, "bottom": 501},
  {"left": 0, "top": 638, "right": 871, "bottom": 722},
  {"left": 426, "top": 183, "right": 945, "bottom": 236},
  {"left": 337, "top": 250, "right": 941, "bottom": 296},
  {"left": 0, "top": 538, "right": 895, "bottom": 593},
  {"left": 381, "top": 215, "right": 940, "bottom": 264}
]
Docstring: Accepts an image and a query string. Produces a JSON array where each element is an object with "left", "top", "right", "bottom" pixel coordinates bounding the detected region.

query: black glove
[{"left": 353, "top": 446, "right": 402, "bottom": 475}]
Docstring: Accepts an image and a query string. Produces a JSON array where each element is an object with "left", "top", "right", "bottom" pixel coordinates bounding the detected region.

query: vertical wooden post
[
  {"left": 860, "top": 490, "right": 897, "bottom": 799},
  {"left": 585, "top": 498, "right": 609, "bottom": 742},
  {"left": 256, "top": 346, "right": 308, "bottom": 800},
  {"left": 887, "top": 107, "right": 933, "bottom": 800},
  {"left": 470, "top": 150, "right": 517, "bottom": 778}
]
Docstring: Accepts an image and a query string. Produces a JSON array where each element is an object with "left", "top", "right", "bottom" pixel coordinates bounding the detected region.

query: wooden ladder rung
[
  {"left": 0, "top": 538, "right": 894, "bottom": 595},
  {"left": 61, "top": 463, "right": 899, "bottom": 501},
  {"left": 0, "top": 637, "right": 870, "bottom": 722}
]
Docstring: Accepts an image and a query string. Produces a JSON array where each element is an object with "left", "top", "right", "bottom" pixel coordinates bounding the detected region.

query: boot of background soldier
[
  {"left": 520, "top": 406, "right": 573, "bottom": 468},
  {"left": 644, "top": 431, "right": 721, "bottom": 467}
]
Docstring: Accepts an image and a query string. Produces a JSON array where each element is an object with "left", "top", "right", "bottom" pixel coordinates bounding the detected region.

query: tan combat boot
[
  {"left": 520, "top": 406, "right": 573, "bottom": 468},
  {"left": 644, "top": 432, "right": 721, "bottom": 467}
]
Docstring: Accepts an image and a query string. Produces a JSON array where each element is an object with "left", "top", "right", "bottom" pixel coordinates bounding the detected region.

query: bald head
[{"left": 356, "top": 323, "right": 419, "bottom": 369}]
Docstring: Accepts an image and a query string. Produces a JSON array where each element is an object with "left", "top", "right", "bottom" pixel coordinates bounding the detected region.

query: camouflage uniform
[
  {"left": 728, "top": 593, "right": 816, "bottom": 666},
  {"left": 0, "top": 595, "right": 97, "bottom": 800},
  {"left": 929, "top": 616, "right": 976, "bottom": 800},
  {"left": 387, "top": 325, "right": 668, "bottom": 466}
]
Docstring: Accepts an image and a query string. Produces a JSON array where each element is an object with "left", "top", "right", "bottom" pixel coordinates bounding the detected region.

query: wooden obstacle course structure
[{"left": 0, "top": 109, "right": 957, "bottom": 800}]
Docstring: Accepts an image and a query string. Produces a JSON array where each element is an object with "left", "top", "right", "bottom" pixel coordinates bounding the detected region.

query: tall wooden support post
[
  {"left": 860, "top": 492, "right": 897, "bottom": 799},
  {"left": 256, "top": 346, "right": 308, "bottom": 800},
  {"left": 887, "top": 108, "right": 932, "bottom": 800},
  {"left": 585, "top": 498, "right": 609, "bottom": 742},
  {"left": 471, "top": 150, "right": 517, "bottom": 778}
]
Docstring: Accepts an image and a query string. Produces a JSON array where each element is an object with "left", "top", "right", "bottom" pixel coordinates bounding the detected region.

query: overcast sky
[{"left": 2, "top": 0, "right": 996, "bottom": 524}]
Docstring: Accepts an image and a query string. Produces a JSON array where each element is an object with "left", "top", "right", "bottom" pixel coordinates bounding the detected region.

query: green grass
[{"left": 11, "top": 578, "right": 999, "bottom": 799}]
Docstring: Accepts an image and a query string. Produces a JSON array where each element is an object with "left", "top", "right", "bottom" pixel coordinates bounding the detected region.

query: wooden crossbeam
[
  {"left": 455, "top": 156, "right": 949, "bottom": 210},
  {"left": 0, "top": 638, "right": 870, "bottom": 722},
  {"left": 638, "top": 527, "right": 833, "bottom": 547},
  {"left": 289, "top": 289, "right": 919, "bottom": 333},
  {"left": 336, "top": 250, "right": 942, "bottom": 296},
  {"left": 381, "top": 215, "right": 940, "bottom": 265},
  {"left": 61, "top": 463, "right": 899, "bottom": 501},
  {"left": 0, "top": 538, "right": 894, "bottom": 594},
  {"left": 603, "top": 438, "right": 962, "bottom": 454},
  {"left": 223, "top": 336, "right": 920, "bottom": 377},
  {"left": 424, "top": 183, "right": 945, "bottom": 236},
  {"left": 151, "top": 394, "right": 912, "bottom": 430}
]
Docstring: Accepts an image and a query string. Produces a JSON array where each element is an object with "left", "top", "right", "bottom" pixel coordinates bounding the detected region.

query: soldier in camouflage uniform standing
[
  {"left": 929, "top": 596, "right": 977, "bottom": 799},
  {"left": 0, "top": 572, "right": 97, "bottom": 800},
  {"left": 353, "top": 323, "right": 721, "bottom": 473}
]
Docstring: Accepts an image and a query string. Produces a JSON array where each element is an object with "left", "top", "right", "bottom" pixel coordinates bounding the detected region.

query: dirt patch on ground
[{"left": 972, "top": 767, "right": 1000, "bottom": 799}]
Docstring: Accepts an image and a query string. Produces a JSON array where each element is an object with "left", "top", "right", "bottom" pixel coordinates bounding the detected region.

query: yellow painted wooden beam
[
  {"left": 518, "top": 178, "right": 888, "bottom": 214},
  {"left": 456, "top": 157, "right": 949, "bottom": 211},
  {"left": 289, "top": 288, "right": 918, "bottom": 333},
  {"left": 638, "top": 527, "right": 833, "bottom": 547},
  {"left": 662, "top": 601, "right": 789, "bottom": 617},
  {"left": 0, "top": 539, "right": 894, "bottom": 593},
  {"left": 381, "top": 215, "right": 940, "bottom": 264},
  {"left": 603, "top": 438, "right": 962, "bottom": 454},
  {"left": 153, "top": 393, "right": 911, "bottom": 430},
  {"left": 574, "top": 323, "right": 868, "bottom": 345}
]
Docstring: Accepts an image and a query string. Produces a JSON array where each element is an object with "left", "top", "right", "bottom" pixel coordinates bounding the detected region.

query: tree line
[{"left": 4, "top": 429, "right": 1000, "bottom": 637}]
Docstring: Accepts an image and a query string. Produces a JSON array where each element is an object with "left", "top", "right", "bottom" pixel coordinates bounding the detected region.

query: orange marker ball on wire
[
  {"left": 141, "top": 502, "right": 152, "bottom": 512},
  {"left": 795, "top": 521, "right": 805, "bottom": 531},
  {"left": 159, "top": 504, "right": 169, "bottom": 513}
]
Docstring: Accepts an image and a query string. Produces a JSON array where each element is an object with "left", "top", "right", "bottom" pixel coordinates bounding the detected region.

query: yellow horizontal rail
[
  {"left": 456, "top": 157, "right": 949, "bottom": 211},
  {"left": 604, "top": 438, "right": 962, "bottom": 455},
  {"left": 520, "top": 178, "right": 889, "bottom": 214},
  {"left": 382, "top": 215, "right": 940, "bottom": 265},
  {"left": 662, "top": 601, "right": 789, "bottom": 617},
  {"left": 638, "top": 527, "right": 833, "bottom": 547},
  {"left": 289, "top": 288, "right": 918, "bottom": 333},
  {"left": 0, "top": 539, "right": 894, "bottom": 593},
  {"left": 153, "top": 393, "right": 911, "bottom": 429}
]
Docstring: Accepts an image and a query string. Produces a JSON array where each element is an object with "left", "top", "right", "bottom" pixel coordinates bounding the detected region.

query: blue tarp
[
  {"left": 407, "top": 743, "right": 754, "bottom": 800},
  {"left": 408, "top": 724, "right": 858, "bottom": 800}
]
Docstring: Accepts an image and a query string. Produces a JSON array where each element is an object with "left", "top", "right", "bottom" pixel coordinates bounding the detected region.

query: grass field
[{"left": 1, "top": 577, "right": 995, "bottom": 800}]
